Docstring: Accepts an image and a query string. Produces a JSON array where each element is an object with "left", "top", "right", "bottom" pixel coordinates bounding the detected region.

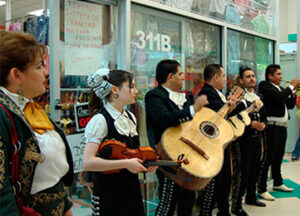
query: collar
[
  {"left": 269, "top": 81, "right": 281, "bottom": 91},
  {"left": 244, "top": 89, "right": 260, "bottom": 102},
  {"left": 162, "top": 86, "right": 187, "bottom": 108},
  {"left": 105, "top": 102, "right": 129, "bottom": 120},
  {"left": 105, "top": 102, "right": 137, "bottom": 137},
  {"left": 214, "top": 87, "right": 227, "bottom": 103},
  {"left": 0, "top": 86, "right": 30, "bottom": 111},
  {"left": 161, "top": 85, "right": 175, "bottom": 96}
]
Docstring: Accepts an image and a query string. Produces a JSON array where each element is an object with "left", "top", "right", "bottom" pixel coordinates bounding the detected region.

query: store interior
[{"left": 1, "top": 0, "right": 300, "bottom": 215}]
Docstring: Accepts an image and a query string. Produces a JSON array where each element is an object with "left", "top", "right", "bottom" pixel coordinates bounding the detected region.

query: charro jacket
[{"left": 0, "top": 89, "right": 73, "bottom": 216}]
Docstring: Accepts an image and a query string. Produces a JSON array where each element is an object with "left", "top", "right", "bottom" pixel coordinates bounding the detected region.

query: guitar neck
[
  {"left": 144, "top": 160, "right": 180, "bottom": 167},
  {"left": 219, "top": 104, "right": 231, "bottom": 118}
]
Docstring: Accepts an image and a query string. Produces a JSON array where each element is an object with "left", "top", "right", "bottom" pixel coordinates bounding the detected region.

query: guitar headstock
[{"left": 227, "top": 86, "right": 245, "bottom": 103}]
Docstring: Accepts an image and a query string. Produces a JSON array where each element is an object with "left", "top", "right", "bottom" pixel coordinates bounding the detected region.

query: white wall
[{"left": 279, "top": 0, "right": 297, "bottom": 42}]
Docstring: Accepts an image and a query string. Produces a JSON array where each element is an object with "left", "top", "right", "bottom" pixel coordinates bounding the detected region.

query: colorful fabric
[
  {"left": 0, "top": 90, "right": 73, "bottom": 216},
  {"left": 24, "top": 102, "right": 54, "bottom": 134}
]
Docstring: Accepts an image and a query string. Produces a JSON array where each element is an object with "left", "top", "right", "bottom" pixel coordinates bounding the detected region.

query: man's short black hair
[
  {"left": 156, "top": 59, "right": 180, "bottom": 85},
  {"left": 265, "top": 64, "right": 280, "bottom": 81},
  {"left": 204, "top": 64, "right": 223, "bottom": 81},
  {"left": 239, "top": 67, "right": 253, "bottom": 79}
]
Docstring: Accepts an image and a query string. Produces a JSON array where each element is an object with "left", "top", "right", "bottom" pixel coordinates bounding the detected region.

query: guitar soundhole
[{"left": 199, "top": 121, "right": 219, "bottom": 138}]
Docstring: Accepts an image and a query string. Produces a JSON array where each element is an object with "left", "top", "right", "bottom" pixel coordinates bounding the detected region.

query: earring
[
  {"left": 113, "top": 94, "right": 119, "bottom": 99},
  {"left": 16, "top": 88, "right": 25, "bottom": 106}
]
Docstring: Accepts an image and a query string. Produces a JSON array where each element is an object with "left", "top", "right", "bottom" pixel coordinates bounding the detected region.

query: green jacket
[{"left": 0, "top": 90, "right": 74, "bottom": 216}]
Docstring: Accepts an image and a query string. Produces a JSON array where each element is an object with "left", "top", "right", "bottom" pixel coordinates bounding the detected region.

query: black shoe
[
  {"left": 231, "top": 208, "right": 248, "bottom": 216},
  {"left": 245, "top": 200, "right": 266, "bottom": 207}
]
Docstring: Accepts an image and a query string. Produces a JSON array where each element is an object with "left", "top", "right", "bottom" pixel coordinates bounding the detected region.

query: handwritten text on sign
[
  {"left": 64, "top": 0, "right": 103, "bottom": 76},
  {"left": 67, "top": 133, "right": 86, "bottom": 173}
]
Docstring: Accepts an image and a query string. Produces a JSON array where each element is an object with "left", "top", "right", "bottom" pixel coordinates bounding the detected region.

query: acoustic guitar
[
  {"left": 227, "top": 98, "right": 263, "bottom": 138},
  {"left": 157, "top": 86, "right": 245, "bottom": 190}
]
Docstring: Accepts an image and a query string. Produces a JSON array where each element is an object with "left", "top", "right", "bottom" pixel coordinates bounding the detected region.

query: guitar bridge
[{"left": 180, "top": 137, "right": 209, "bottom": 160}]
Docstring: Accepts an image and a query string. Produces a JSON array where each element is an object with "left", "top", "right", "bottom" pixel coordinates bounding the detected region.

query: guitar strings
[{"left": 171, "top": 87, "right": 244, "bottom": 165}]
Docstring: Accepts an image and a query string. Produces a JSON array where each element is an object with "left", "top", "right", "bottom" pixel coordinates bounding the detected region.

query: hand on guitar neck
[
  {"left": 193, "top": 95, "right": 209, "bottom": 112},
  {"left": 227, "top": 97, "right": 237, "bottom": 114},
  {"left": 245, "top": 99, "right": 265, "bottom": 131},
  {"left": 245, "top": 99, "right": 263, "bottom": 113},
  {"left": 226, "top": 86, "right": 246, "bottom": 114}
]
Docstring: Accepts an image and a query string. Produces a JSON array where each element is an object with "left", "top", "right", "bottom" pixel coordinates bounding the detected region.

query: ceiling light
[
  {"left": 0, "top": 1, "right": 6, "bottom": 7},
  {"left": 28, "top": 9, "right": 49, "bottom": 16}
]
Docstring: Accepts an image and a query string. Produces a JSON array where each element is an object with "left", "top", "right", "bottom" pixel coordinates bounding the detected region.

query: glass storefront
[
  {"left": 2, "top": 0, "right": 278, "bottom": 215},
  {"left": 48, "top": 1, "right": 276, "bottom": 215},
  {"left": 226, "top": 29, "right": 274, "bottom": 88},
  {"left": 57, "top": 0, "right": 118, "bottom": 135},
  {"left": 60, "top": 0, "right": 118, "bottom": 90},
  {"left": 130, "top": 4, "right": 221, "bottom": 148}
]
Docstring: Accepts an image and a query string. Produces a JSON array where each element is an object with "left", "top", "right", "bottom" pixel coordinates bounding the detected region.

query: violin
[{"left": 98, "top": 139, "right": 189, "bottom": 174}]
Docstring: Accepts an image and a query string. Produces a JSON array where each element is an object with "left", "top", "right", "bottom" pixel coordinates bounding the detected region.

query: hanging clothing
[
  {"left": 24, "top": 15, "right": 49, "bottom": 45},
  {"left": 9, "top": 22, "right": 22, "bottom": 31}
]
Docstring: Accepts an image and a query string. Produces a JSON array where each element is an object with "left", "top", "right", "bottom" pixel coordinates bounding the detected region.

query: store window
[
  {"left": 226, "top": 29, "right": 274, "bottom": 90},
  {"left": 148, "top": 0, "right": 276, "bottom": 36},
  {"left": 57, "top": 0, "right": 118, "bottom": 214},
  {"left": 130, "top": 4, "right": 221, "bottom": 146},
  {"left": 130, "top": 5, "right": 221, "bottom": 213},
  {"left": 58, "top": 0, "right": 118, "bottom": 135},
  {"left": 184, "top": 19, "right": 221, "bottom": 96}
]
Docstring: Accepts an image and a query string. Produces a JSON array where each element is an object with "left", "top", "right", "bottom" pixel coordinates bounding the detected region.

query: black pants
[
  {"left": 258, "top": 125, "right": 287, "bottom": 193},
  {"left": 232, "top": 136, "right": 261, "bottom": 209},
  {"left": 155, "top": 170, "right": 195, "bottom": 216},
  {"left": 92, "top": 171, "right": 145, "bottom": 216},
  {"left": 198, "top": 147, "right": 231, "bottom": 216}
]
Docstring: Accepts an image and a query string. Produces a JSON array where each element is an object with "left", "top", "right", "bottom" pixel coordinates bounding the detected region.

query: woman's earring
[
  {"left": 113, "top": 94, "right": 119, "bottom": 99},
  {"left": 16, "top": 88, "right": 25, "bottom": 106}
]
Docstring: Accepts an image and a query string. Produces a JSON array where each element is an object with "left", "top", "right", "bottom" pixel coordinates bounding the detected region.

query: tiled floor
[
  {"left": 72, "top": 156, "right": 300, "bottom": 216},
  {"left": 241, "top": 158, "right": 300, "bottom": 216}
]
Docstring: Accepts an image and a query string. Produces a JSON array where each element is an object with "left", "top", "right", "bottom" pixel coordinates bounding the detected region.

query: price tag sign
[{"left": 74, "top": 102, "right": 91, "bottom": 131}]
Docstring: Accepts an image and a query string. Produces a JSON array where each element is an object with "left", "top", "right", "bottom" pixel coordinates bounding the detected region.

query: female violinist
[{"left": 83, "top": 69, "right": 156, "bottom": 216}]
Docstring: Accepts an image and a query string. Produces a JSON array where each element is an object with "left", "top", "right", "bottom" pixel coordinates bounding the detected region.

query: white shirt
[
  {"left": 0, "top": 87, "right": 69, "bottom": 194},
  {"left": 162, "top": 86, "right": 195, "bottom": 116},
  {"left": 242, "top": 89, "right": 261, "bottom": 107},
  {"left": 214, "top": 87, "right": 227, "bottom": 103},
  {"left": 266, "top": 82, "right": 291, "bottom": 123},
  {"left": 85, "top": 102, "right": 138, "bottom": 145}
]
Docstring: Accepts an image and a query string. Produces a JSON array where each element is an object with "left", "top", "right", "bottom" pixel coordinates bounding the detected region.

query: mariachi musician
[
  {"left": 258, "top": 64, "right": 299, "bottom": 201},
  {"left": 231, "top": 67, "right": 267, "bottom": 216},
  {"left": 197, "top": 64, "right": 237, "bottom": 216},
  {"left": 145, "top": 59, "right": 208, "bottom": 216},
  {"left": 83, "top": 69, "right": 156, "bottom": 216}
]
